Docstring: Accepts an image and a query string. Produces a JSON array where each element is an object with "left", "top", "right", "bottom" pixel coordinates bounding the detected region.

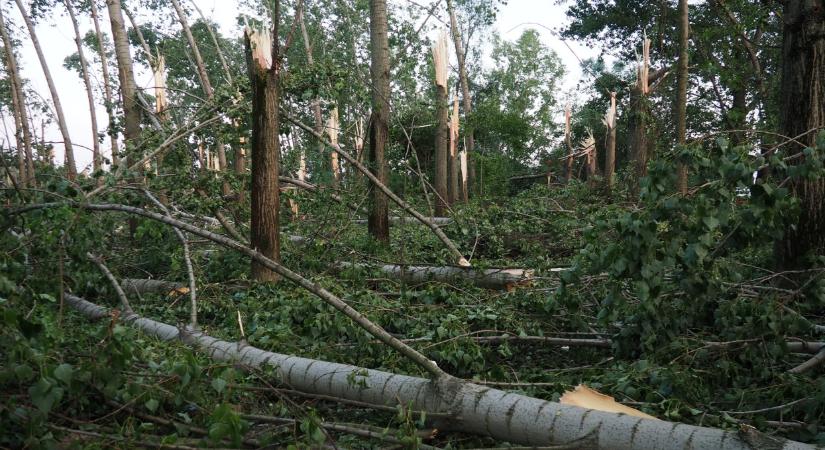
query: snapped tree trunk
[
  {"left": 446, "top": 0, "right": 475, "bottom": 196},
  {"left": 629, "top": 37, "right": 651, "bottom": 198},
  {"left": 245, "top": 25, "right": 281, "bottom": 283},
  {"left": 299, "top": 12, "right": 328, "bottom": 186},
  {"left": 106, "top": 0, "right": 142, "bottom": 161},
  {"left": 433, "top": 33, "right": 450, "bottom": 214},
  {"left": 89, "top": 0, "right": 120, "bottom": 167},
  {"left": 604, "top": 92, "right": 617, "bottom": 190},
  {"left": 63, "top": 294, "right": 815, "bottom": 450},
  {"left": 775, "top": 0, "right": 825, "bottom": 270},
  {"left": 65, "top": 0, "right": 102, "bottom": 176},
  {"left": 13, "top": 0, "right": 76, "bottom": 179},
  {"left": 367, "top": 0, "right": 391, "bottom": 243},
  {"left": 675, "top": 0, "right": 690, "bottom": 195},
  {"left": 0, "top": 6, "right": 33, "bottom": 186}
]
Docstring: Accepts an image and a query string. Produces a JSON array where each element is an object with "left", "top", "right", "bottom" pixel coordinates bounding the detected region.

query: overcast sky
[{"left": 3, "top": 0, "right": 601, "bottom": 172}]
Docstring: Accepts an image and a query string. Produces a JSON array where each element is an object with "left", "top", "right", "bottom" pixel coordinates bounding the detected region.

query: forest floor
[{"left": 2, "top": 177, "right": 824, "bottom": 448}]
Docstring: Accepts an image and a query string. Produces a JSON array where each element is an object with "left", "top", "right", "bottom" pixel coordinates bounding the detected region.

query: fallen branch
[
  {"left": 338, "top": 262, "right": 533, "bottom": 290},
  {"left": 283, "top": 112, "right": 470, "bottom": 266},
  {"left": 121, "top": 278, "right": 185, "bottom": 295},
  {"left": 789, "top": 347, "right": 825, "bottom": 374},
  {"left": 87, "top": 253, "right": 134, "bottom": 314},
  {"left": 12, "top": 202, "right": 444, "bottom": 378},
  {"left": 62, "top": 294, "right": 814, "bottom": 449}
]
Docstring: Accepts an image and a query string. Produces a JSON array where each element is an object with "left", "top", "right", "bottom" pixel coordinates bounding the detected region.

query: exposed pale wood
[{"left": 338, "top": 262, "right": 533, "bottom": 290}]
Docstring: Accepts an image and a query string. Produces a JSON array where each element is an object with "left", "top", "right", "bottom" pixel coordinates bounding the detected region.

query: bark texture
[
  {"left": 338, "top": 262, "right": 533, "bottom": 290},
  {"left": 434, "top": 83, "right": 450, "bottom": 214},
  {"left": 63, "top": 294, "right": 815, "bottom": 450},
  {"left": 604, "top": 92, "right": 617, "bottom": 190},
  {"left": 14, "top": 0, "right": 76, "bottom": 179},
  {"left": 245, "top": 27, "right": 281, "bottom": 282},
  {"left": 367, "top": 0, "right": 390, "bottom": 242},
  {"left": 106, "top": 0, "right": 142, "bottom": 159},
  {"left": 675, "top": 0, "right": 690, "bottom": 194},
  {"left": 775, "top": 0, "right": 825, "bottom": 269}
]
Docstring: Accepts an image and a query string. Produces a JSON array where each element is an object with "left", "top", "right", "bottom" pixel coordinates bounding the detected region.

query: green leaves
[{"left": 29, "top": 378, "right": 64, "bottom": 413}]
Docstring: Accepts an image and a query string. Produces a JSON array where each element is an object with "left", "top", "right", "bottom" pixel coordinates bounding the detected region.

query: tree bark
[
  {"left": 435, "top": 84, "right": 449, "bottom": 213},
  {"left": 775, "top": 0, "right": 825, "bottom": 270},
  {"left": 0, "top": 6, "right": 33, "bottom": 186},
  {"left": 63, "top": 293, "right": 815, "bottom": 450},
  {"left": 449, "top": 94, "right": 460, "bottom": 204},
  {"left": 89, "top": 0, "right": 119, "bottom": 167},
  {"left": 675, "top": 0, "right": 690, "bottom": 195},
  {"left": 446, "top": 0, "right": 475, "bottom": 196},
  {"left": 13, "top": 0, "right": 76, "bottom": 179},
  {"left": 245, "top": 25, "right": 281, "bottom": 283},
  {"left": 367, "top": 0, "right": 390, "bottom": 243},
  {"left": 564, "top": 104, "right": 574, "bottom": 183},
  {"left": 106, "top": 0, "right": 142, "bottom": 162},
  {"left": 65, "top": 0, "right": 102, "bottom": 175},
  {"left": 338, "top": 262, "right": 533, "bottom": 290}
]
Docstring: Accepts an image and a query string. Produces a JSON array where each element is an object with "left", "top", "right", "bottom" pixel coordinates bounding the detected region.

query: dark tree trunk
[
  {"left": 775, "top": 0, "right": 825, "bottom": 269},
  {"left": 245, "top": 18, "right": 281, "bottom": 282},
  {"left": 367, "top": 0, "right": 390, "bottom": 243},
  {"left": 435, "top": 84, "right": 449, "bottom": 214},
  {"left": 675, "top": 0, "right": 690, "bottom": 195}
]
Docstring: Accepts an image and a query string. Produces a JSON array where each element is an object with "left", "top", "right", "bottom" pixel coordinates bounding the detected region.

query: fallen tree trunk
[
  {"left": 63, "top": 294, "right": 813, "bottom": 449},
  {"left": 338, "top": 262, "right": 533, "bottom": 290},
  {"left": 121, "top": 279, "right": 185, "bottom": 295},
  {"left": 351, "top": 216, "right": 453, "bottom": 226}
]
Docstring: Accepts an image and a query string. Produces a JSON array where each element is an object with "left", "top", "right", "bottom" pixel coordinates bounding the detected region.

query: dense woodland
[{"left": 1, "top": 0, "right": 825, "bottom": 448}]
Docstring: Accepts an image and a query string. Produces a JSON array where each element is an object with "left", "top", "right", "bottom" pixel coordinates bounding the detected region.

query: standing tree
[
  {"left": 245, "top": 21, "right": 281, "bottom": 282},
  {"left": 775, "top": 0, "right": 825, "bottom": 269},
  {"left": 0, "top": 6, "right": 34, "bottom": 186},
  {"left": 106, "top": 0, "right": 141, "bottom": 161},
  {"left": 13, "top": 0, "right": 76, "bottom": 179},
  {"left": 64, "top": 0, "right": 101, "bottom": 175},
  {"left": 367, "top": 0, "right": 390, "bottom": 242},
  {"left": 433, "top": 32, "right": 450, "bottom": 214},
  {"left": 564, "top": 104, "right": 573, "bottom": 182},
  {"left": 89, "top": 0, "right": 120, "bottom": 166},
  {"left": 450, "top": 93, "right": 460, "bottom": 203},
  {"left": 675, "top": 0, "right": 690, "bottom": 194},
  {"left": 446, "top": 0, "right": 475, "bottom": 196},
  {"left": 603, "top": 91, "right": 617, "bottom": 190}
]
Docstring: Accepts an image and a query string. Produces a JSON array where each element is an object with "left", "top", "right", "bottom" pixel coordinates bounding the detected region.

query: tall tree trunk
[
  {"left": 169, "top": 0, "right": 228, "bottom": 194},
  {"left": 564, "top": 104, "right": 573, "bottom": 183},
  {"left": 106, "top": 0, "right": 141, "bottom": 162},
  {"left": 13, "top": 0, "right": 76, "bottom": 179},
  {"left": 675, "top": 0, "right": 690, "bottom": 195},
  {"left": 446, "top": 0, "right": 475, "bottom": 197},
  {"left": 65, "top": 0, "right": 102, "bottom": 176},
  {"left": 433, "top": 33, "right": 449, "bottom": 214},
  {"left": 89, "top": 0, "right": 119, "bottom": 167},
  {"left": 367, "top": 0, "right": 390, "bottom": 242},
  {"left": 630, "top": 38, "right": 651, "bottom": 198},
  {"left": 449, "top": 93, "right": 460, "bottom": 204},
  {"left": 604, "top": 92, "right": 617, "bottom": 190},
  {"left": 245, "top": 23, "right": 281, "bottom": 282},
  {"left": 775, "top": 0, "right": 825, "bottom": 270},
  {"left": 299, "top": 13, "right": 330, "bottom": 186},
  {"left": 0, "top": 6, "right": 33, "bottom": 186}
]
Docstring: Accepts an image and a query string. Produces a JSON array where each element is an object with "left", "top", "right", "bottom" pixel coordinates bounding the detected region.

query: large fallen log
[
  {"left": 63, "top": 294, "right": 813, "bottom": 449},
  {"left": 121, "top": 278, "right": 185, "bottom": 295},
  {"left": 351, "top": 216, "right": 453, "bottom": 226},
  {"left": 338, "top": 262, "right": 534, "bottom": 290}
]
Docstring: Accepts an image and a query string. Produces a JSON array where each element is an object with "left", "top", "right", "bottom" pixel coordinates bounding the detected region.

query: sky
[{"left": 2, "top": 0, "right": 601, "bottom": 172}]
